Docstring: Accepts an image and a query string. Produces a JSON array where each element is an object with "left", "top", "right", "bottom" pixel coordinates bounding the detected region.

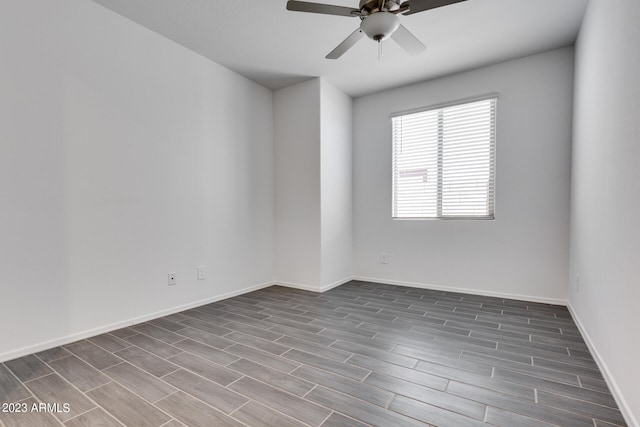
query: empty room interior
[{"left": 1, "top": 0, "right": 638, "bottom": 426}]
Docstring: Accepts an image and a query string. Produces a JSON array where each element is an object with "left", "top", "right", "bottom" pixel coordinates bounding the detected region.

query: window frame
[{"left": 391, "top": 94, "right": 498, "bottom": 221}]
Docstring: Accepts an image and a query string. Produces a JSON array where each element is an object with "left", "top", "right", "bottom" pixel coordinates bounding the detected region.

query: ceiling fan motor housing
[{"left": 360, "top": 11, "right": 400, "bottom": 41}]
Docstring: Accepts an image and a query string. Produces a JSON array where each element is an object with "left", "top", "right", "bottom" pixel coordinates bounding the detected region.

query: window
[{"left": 392, "top": 97, "right": 496, "bottom": 219}]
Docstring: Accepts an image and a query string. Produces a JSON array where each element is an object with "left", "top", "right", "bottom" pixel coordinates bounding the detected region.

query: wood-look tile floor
[{"left": 0, "top": 281, "right": 627, "bottom": 427}]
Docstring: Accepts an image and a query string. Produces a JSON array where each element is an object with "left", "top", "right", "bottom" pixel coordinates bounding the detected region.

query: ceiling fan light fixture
[{"left": 360, "top": 12, "right": 400, "bottom": 41}]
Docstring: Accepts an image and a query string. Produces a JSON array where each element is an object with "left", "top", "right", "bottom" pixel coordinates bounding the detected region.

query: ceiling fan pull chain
[{"left": 378, "top": 39, "right": 382, "bottom": 60}]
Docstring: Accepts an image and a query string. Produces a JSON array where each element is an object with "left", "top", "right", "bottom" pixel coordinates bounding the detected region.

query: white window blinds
[{"left": 392, "top": 97, "right": 496, "bottom": 219}]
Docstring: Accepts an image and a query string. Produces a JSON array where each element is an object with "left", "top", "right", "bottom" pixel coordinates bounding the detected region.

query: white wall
[
  {"left": 0, "top": 0, "right": 274, "bottom": 360},
  {"left": 353, "top": 47, "right": 574, "bottom": 303},
  {"left": 320, "top": 80, "right": 353, "bottom": 289},
  {"left": 569, "top": 1, "right": 640, "bottom": 425},
  {"left": 274, "top": 78, "right": 353, "bottom": 291},
  {"left": 274, "top": 79, "right": 322, "bottom": 289}
]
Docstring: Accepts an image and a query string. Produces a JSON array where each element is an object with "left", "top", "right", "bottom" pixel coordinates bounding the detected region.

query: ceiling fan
[{"left": 286, "top": 0, "right": 467, "bottom": 59}]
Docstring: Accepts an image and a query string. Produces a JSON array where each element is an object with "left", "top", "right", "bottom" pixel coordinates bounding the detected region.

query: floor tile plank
[
  {"left": 415, "top": 359, "right": 535, "bottom": 400},
  {"left": 225, "top": 344, "right": 299, "bottom": 373},
  {"left": 292, "top": 364, "right": 394, "bottom": 407},
  {"left": 64, "top": 341, "right": 122, "bottom": 371},
  {"left": 224, "top": 331, "right": 290, "bottom": 355},
  {"left": 112, "top": 346, "right": 178, "bottom": 377},
  {"left": 228, "top": 377, "right": 331, "bottom": 426},
  {"left": 537, "top": 390, "right": 626, "bottom": 425},
  {"left": 0, "top": 363, "right": 32, "bottom": 402},
  {"left": 366, "top": 372, "right": 486, "bottom": 419},
  {"left": 148, "top": 317, "right": 188, "bottom": 332},
  {"left": 86, "top": 382, "right": 170, "bottom": 427},
  {"left": 176, "top": 317, "right": 233, "bottom": 337},
  {"left": 228, "top": 358, "right": 314, "bottom": 396},
  {"left": 166, "top": 352, "right": 242, "bottom": 386},
  {"left": 133, "top": 324, "right": 183, "bottom": 344},
  {"left": 48, "top": 356, "right": 111, "bottom": 392},
  {"left": 172, "top": 339, "right": 238, "bottom": 366},
  {"left": 347, "top": 354, "right": 448, "bottom": 391},
  {"left": 306, "top": 386, "right": 427, "bottom": 427},
  {"left": 173, "top": 327, "right": 234, "bottom": 350},
  {"left": 162, "top": 369, "right": 248, "bottom": 413},
  {"left": 5, "top": 355, "right": 52, "bottom": 382},
  {"left": 230, "top": 401, "right": 308, "bottom": 427},
  {"left": 87, "top": 334, "right": 130, "bottom": 353},
  {"left": 485, "top": 406, "right": 558, "bottom": 427},
  {"left": 156, "top": 392, "right": 243, "bottom": 427},
  {"left": 276, "top": 336, "right": 351, "bottom": 362},
  {"left": 123, "top": 334, "right": 183, "bottom": 359},
  {"left": 64, "top": 408, "right": 121, "bottom": 427},
  {"left": 319, "top": 413, "right": 371, "bottom": 427},
  {"left": 222, "top": 321, "right": 284, "bottom": 341},
  {"left": 103, "top": 362, "right": 176, "bottom": 403},
  {"left": 35, "top": 347, "right": 72, "bottom": 363},
  {"left": 331, "top": 340, "right": 417, "bottom": 368},
  {"left": 284, "top": 349, "right": 370, "bottom": 381},
  {"left": 389, "top": 395, "right": 486, "bottom": 427},
  {"left": 446, "top": 381, "right": 595, "bottom": 427},
  {"left": 492, "top": 367, "right": 617, "bottom": 407}
]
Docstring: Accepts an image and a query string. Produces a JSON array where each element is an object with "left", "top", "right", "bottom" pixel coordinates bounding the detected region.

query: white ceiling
[{"left": 90, "top": 0, "right": 588, "bottom": 97}]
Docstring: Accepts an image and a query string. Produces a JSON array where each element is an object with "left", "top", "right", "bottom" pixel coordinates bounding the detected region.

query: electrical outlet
[
  {"left": 380, "top": 252, "right": 388, "bottom": 264},
  {"left": 197, "top": 266, "right": 206, "bottom": 280},
  {"left": 168, "top": 272, "right": 176, "bottom": 286},
  {"left": 575, "top": 274, "right": 580, "bottom": 292}
]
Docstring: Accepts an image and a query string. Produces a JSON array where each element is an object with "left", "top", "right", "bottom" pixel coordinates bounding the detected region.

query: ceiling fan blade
[
  {"left": 391, "top": 24, "right": 426, "bottom": 55},
  {"left": 286, "top": 1, "right": 359, "bottom": 17},
  {"left": 326, "top": 29, "right": 364, "bottom": 59},
  {"left": 403, "top": 0, "right": 466, "bottom": 15}
]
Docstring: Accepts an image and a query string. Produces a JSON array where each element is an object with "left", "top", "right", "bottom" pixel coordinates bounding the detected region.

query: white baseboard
[
  {"left": 274, "top": 280, "right": 322, "bottom": 292},
  {"left": 0, "top": 280, "right": 275, "bottom": 364},
  {"left": 567, "top": 303, "right": 639, "bottom": 427},
  {"left": 275, "top": 277, "right": 352, "bottom": 293},
  {"left": 320, "top": 277, "right": 353, "bottom": 292},
  {"left": 352, "top": 275, "right": 568, "bottom": 306}
]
